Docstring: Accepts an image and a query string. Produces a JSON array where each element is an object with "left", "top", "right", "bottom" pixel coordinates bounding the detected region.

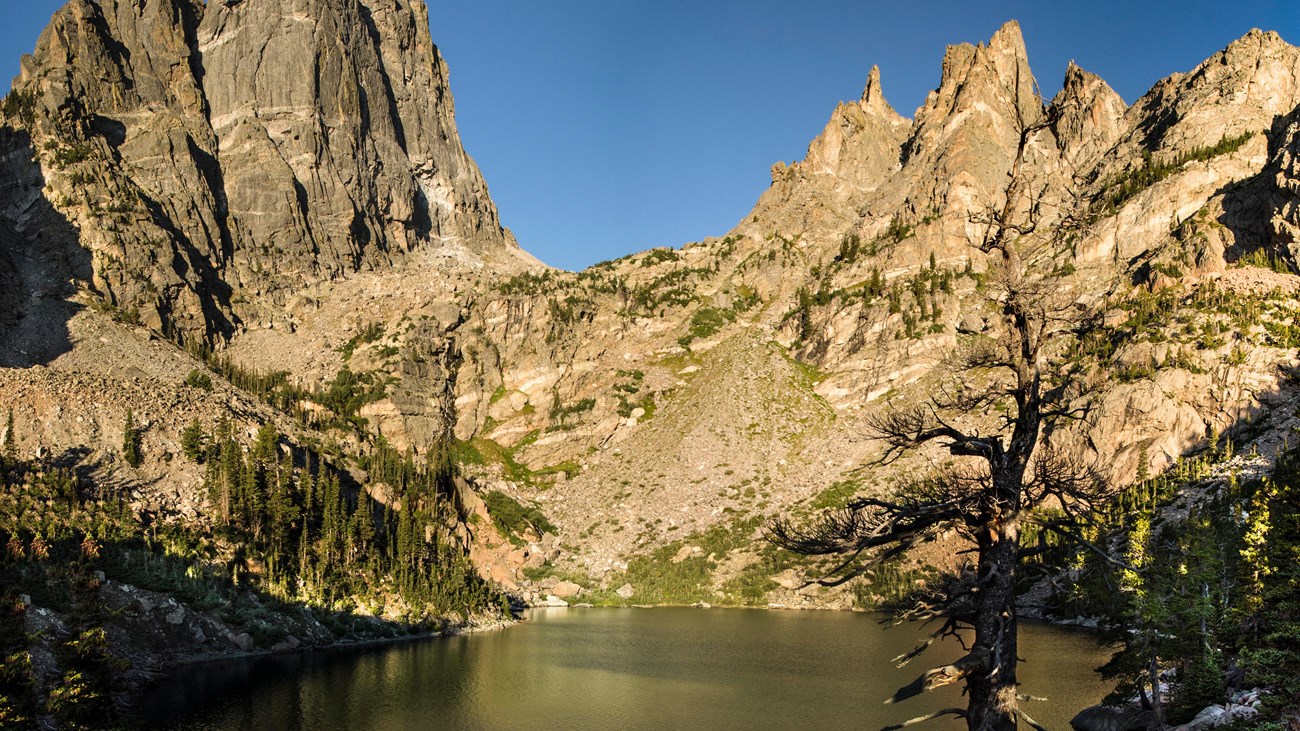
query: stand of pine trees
[
  {"left": 1045, "top": 439, "right": 1300, "bottom": 727},
  {"left": 197, "top": 420, "right": 501, "bottom": 619},
  {"left": 0, "top": 413, "right": 508, "bottom": 729}
]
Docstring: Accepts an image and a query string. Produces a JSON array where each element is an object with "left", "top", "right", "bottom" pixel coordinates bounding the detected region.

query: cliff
[
  {"left": 3, "top": 10, "right": 1300, "bottom": 616},
  {"left": 0, "top": 0, "right": 532, "bottom": 346}
]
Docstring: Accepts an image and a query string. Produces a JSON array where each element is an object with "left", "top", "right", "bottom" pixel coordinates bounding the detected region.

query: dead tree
[{"left": 771, "top": 113, "right": 1118, "bottom": 731}]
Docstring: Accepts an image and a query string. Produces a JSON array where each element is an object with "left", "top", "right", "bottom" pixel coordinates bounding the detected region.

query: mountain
[
  {"left": 4, "top": 6, "right": 1300, "bottom": 718},
  {"left": 413, "top": 22, "right": 1300, "bottom": 601},
  {"left": 1, "top": 0, "right": 533, "bottom": 350}
]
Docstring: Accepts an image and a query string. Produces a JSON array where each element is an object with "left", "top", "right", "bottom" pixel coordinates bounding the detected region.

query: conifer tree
[
  {"left": 1242, "top": 447, "right": 1300, "bottom": 716},
  {"left": 180, "top": 419, "right": 206, "bottom": 463},
  {"left": 122, "top": 411, "right": 142, "bottom": 468},
  {"left": 2, "top": 408, "right": 15, "bottom": 464}
]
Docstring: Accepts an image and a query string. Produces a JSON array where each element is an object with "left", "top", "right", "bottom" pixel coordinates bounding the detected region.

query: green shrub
[
  {"left": 184, "top": 369, "right": 213, "bottom": 391},
  {"left": 482, "top": 491, "right": 555, "bottom": 542}
]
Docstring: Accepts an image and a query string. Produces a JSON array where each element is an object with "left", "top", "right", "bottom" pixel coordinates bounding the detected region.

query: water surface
[{"left": 139, "top": 608, "right": 1112, "bottom": 730}]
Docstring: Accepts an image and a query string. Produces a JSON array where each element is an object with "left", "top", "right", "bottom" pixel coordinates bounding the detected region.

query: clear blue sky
[{"left": 4, "top": 2, "right": 1298, "bottom": 270}]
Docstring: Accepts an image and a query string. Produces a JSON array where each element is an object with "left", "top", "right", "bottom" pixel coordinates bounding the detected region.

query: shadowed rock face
[
  {"left": 1, "top": 0, "right": 528, "bottom": 341},
  {"left": 1069, "top": 704, "right": 1155, "bottom": 731}
]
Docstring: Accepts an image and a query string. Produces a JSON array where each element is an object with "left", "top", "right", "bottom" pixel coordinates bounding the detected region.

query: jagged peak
[
  {"left": 858, "top": 64, "right": 906, "bottom": 123},
  {"left": 1124, "top": 22, "right": 1300, "bottom": 153},
  {"left": 861, "top": 65, "right": 882, "bottom": 103},
  {"left": 1204, "top": 27, "right": 1297, "bottom": 71},
  {"left": 987, "top": 19, "right": 1027, "bottom": 57},
  {"left": 1164, "top": 26, "right": 1297, "bottom": 82},
  {"left": 913, "top": 18, "right": 1041, "bottom": 144},
  {"left": 931, "top": 20, "right": 1036, "bottom": 98},
  {"left": 1224, "top": 27, "right": 1288, "bottom": 51},
  {"left": 1056, "top": 60, "right": 1122, "bottom": 103},
  {"left": 1048, "top": 60, "right": 1127, "bottom": 164}
]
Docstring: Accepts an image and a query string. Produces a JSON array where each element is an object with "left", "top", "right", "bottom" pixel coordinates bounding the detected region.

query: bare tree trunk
[
  {"left": 967, "top": 526, "right": 1020, "bottom": 731},
  {"left": 1148, "top": 648, "right": 1165, "bottom": 728}
]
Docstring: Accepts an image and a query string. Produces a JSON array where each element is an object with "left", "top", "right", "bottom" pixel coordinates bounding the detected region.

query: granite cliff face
[
  {"left": 4, "top": 13, "right": 1300, "bottom": 608},
  {"left": 0, "top": 0, "right": 529, "bottom": 346}
]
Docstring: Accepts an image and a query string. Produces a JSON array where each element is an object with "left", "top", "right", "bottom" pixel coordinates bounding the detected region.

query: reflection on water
[{"left": 137, "top": 608, "right": 1113, "bottom": 731}]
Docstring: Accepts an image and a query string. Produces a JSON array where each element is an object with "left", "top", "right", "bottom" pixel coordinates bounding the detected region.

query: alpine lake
[{"left": 137, "top": 607, "right": 1114, "bottom": 730}]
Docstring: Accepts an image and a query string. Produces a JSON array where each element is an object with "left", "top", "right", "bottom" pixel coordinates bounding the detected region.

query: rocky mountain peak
[
  {"left": 744, "top": 61, "right": 908, "bottom": 235},
  {"left": 1, "top": 0, "right": 534, "bottom": 346},
  {"left": 1123, "top": 27, "right": 1300, "bottom": 155},
  {"left": 1048, "top": 61, "right": 1127, "bottom": 166},
  {"left": 860, "top": 65, "right": 884, "bottom": 106},
  {"left": 871, "top": 20, "right": 1044, "bottom": 235},
  {"left": 916, "top": 20, "right": 1041, "bottom": 138}
]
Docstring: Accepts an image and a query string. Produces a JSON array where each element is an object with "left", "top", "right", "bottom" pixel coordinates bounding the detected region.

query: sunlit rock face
[{"left": 2, "top": 0, "right": 529, "bottom": 340}]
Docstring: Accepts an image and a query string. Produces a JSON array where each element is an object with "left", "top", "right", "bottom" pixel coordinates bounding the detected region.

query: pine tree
[
  {"left": 253, "top": 422, "right": 279, "bottom": 463},
  {"left": 1242, "top": 447, "right": 1300, "bottom": 717},
  {"left": 2, "top": 407, "right": 15, "bottom": 464},
  {"left": 122, "top": 411, "right": 142, "bottom": 468},
  {"left": 266, "top": 454, "right": 299, "bottom": 566},
  {"left": 180, "top": 419, "right": 206, "bottom": 463}
]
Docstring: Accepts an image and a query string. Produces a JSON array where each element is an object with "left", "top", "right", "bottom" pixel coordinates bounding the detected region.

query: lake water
[{"left": 137, "top": 608, "right": 1114, "bottom": 730}]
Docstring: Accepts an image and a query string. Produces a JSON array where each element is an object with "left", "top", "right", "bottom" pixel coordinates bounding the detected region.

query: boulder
[
  {"left": 671, "top": 545, "right": 704, "bottom": 564},
  {"left": 957, "top": 314, "right": 987, "bottom": 334},
  {"left": 1070, "top": 705, "right": 1154, "bottom": 731},
  {"left": 231, "top": 633, "right": 255, "bottom": 652},
  {"left": 551, "top": 580, "right": 583, "bottom": 598}
]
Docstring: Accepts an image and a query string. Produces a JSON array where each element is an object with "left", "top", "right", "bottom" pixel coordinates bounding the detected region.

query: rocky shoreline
[{"left": 16, "top": 571, "right": 517, "bottom": 723}]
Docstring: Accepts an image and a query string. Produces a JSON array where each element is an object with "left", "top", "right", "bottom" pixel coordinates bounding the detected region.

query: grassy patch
[
  {"left": 808, "top": 479, "right": 863, "bottom": 512},
  {"left": 533, "top": 461, "right": 581, "bottom": 480},
  {"left": 621, "top": 517, "right": 764, "bottom": 605},
  {"left": 482, "top": 491, "right": 556, "bottom": 545}
]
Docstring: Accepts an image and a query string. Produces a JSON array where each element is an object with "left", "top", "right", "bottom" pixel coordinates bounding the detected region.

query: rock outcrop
[
  {"left": 756, "top": 64, "right": 909, "bottom": 233},
  {"left": 0, "top": 0, "right": 532, "bottom": 344}
]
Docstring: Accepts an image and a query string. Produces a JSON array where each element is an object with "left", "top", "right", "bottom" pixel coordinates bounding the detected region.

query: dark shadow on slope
[
  {"left": 0, "top": 126, "right": 93, "bottom": 367},
  {"left": 0, "top": 444, "right": 484, "bottom": 728},
  {"left": 1216, "top": 112, "right": 1296, "bottom": 267},
  {"left": 356, "top": 1, "right": 408, "bottom": 155}
]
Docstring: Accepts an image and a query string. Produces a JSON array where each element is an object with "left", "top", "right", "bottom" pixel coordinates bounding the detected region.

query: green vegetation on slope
[
  {"left": 1039, "top": 437, "right": 1300, "bottom": 726},
  {"left": 482, "top": 491, "right": 556, "bottom": 546},
  {"left": 1093, "top": 131, "right": 1255, "bottom": 216},
  {"left": 0, "top": 418, "right": 508, "bottom": 728}
]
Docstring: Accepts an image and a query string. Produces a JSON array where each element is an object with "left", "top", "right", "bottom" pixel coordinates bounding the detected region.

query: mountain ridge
[{"left": 3, "top": 2, "right": 1300, "bottom": 646}]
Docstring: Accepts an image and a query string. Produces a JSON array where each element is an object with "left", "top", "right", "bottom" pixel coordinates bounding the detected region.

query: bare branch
[
  {"left": 868, "top": 407, "right": 1003, "bottom": 464},
  {"left": 890, "top": 615, "right": 970, "bottom": 668},
  {"left": 880, "top": 708, "right": 967, "bottom": 731},
  {"left": 1027, "top": 518, "right": 1139, "bottom": 572},
  {"left": 886, "top": 649, "right": 989, "bottom": 704},
  {"left": 768, "top": 496, "right": 961, "bottom": 558},
  {"left": 1017, "top": 708, "right": 1051, "bottom": 731}
]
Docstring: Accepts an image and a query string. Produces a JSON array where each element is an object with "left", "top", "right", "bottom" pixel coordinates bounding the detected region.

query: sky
[{"left": 3, "top": 2, "right": 1298, "bottom": 271}]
